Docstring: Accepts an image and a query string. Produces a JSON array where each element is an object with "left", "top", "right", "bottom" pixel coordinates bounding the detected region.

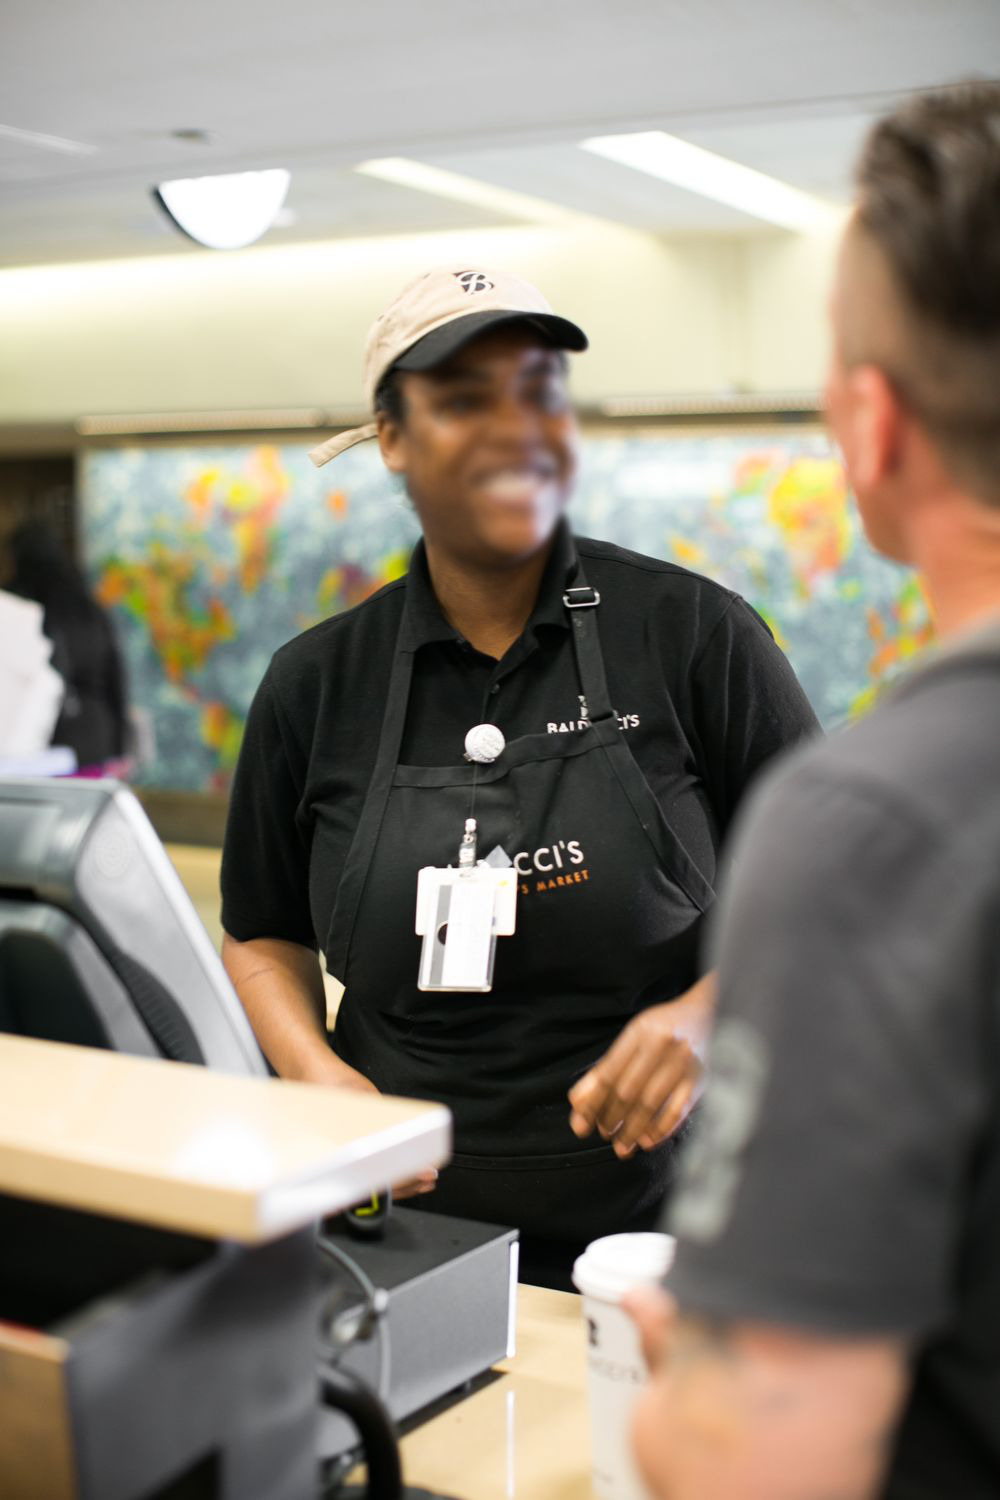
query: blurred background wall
[{"left": 0, "top": 223, "right": 839, "bottom": 420}]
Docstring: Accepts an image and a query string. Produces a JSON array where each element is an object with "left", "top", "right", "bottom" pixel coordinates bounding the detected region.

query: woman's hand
[
  {"left": 298, "top": 1052, "right": 439, "bottom": 1200},
  {"left": 328, "top": 1067, "right": 439, "bottom": 1201},
  {"left": 221, "top": 934, "right": 438, "bottom": 1199},
  {"left": 297, "top": 1050, "right": 378, "bottom": 1092},
  {"left": 567, "top": 973, "right": 716, "bottom": 1158}
]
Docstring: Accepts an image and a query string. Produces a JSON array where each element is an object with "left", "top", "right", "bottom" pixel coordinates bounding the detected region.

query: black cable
[
  {"left": 317, "top": 1232, "right": 391, "bottom": 1400},
  {"left": 319, "top": 1448, "right": 357, "bottom": 1498},
  {"left": 316, "top": 1231, "right": 393, "bottom": 1498},
  {"left": 319, "top": 1365, "right": 402, "bottom": 1500},
  {"left": 317, "top": 1231, "right": 381, "bottom": 1305},
  {"left": 315, "top": 1236, "right": 463, "bottom": 1500}
]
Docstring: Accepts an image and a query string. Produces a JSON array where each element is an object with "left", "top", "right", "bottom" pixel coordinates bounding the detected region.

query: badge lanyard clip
[
  {"left": 458, "top": 817, "right": 478, "bottom": 868},
  {"left": 415, "top": 816, "right": 517, "bottom": 992}
]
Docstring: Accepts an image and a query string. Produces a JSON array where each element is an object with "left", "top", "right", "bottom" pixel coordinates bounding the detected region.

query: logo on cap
[{"left": 455, "top": 270, "right": 494, "bottom": 295}]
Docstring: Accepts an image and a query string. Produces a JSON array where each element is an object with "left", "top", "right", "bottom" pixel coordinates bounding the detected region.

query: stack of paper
[{"left": 0, "top": 590, "right": 66, "bottom": 759}]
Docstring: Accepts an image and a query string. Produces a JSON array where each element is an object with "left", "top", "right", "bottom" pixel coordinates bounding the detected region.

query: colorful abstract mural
[{"left": 79, "top": 429, "right": 932, "bottom": 792}]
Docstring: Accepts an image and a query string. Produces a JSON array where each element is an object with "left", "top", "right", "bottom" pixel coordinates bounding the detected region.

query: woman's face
[{"left": 377, "top": 324, "right": 579, "bottom": 566}]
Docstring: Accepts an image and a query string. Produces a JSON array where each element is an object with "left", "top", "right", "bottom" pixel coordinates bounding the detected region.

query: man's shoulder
[
  {"left": 826, "top": 650, "right": 1000, "bottom": 820},
  {"left": 747, "top": 650, "right": 1000, "bottom": 864},
  {"left": 711, "top": 666, "right": 1000, "bottom": 1051}
]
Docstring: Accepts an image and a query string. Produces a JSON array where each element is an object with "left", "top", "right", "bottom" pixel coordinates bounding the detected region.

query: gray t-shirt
[{"left": 667, "top": 624, "right": 1000, "bottom": 1500}]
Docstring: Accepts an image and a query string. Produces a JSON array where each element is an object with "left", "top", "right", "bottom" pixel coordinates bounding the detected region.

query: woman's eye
[
  {"left": 534, "top": 383, "right": 569, "bottom": 413},
  {"left": 443, "top": 393, "right": 480, "bottom": 415}
]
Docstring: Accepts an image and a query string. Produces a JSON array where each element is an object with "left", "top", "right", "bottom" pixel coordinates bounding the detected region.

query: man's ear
[
  {"left": 845, "top": 365, "right": 904, "bottom": 494},
  {"left": 376, "top": 410, "right": 407, "bottom": 476}
]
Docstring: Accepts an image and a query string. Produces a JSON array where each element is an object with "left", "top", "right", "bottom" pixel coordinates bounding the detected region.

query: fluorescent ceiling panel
[
  {"left": 355, "top": 157, "right": 585, "bottom": 227},
  {"left": 581, "top": 130, "right": 839, "bottom": 232},
  {"left": 154, "top": 168, "right": 291, "bottom": 250}
]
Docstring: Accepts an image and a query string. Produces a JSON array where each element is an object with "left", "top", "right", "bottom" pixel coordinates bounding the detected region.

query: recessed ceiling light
[
  {"left": 581, "top": 131, "right": 838, "bottom": 232},
  {"left": 355, "top": 157, "right": 585, "bottom": 227},
  {"left": 0, "top": 121, "right": 97, "bottom": 156},
  {"left": 153, "top": 168, "right": 291, "bottom": 250}
]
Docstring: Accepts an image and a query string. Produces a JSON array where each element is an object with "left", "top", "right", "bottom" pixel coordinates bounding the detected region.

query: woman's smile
[{"left": 472, "top": 466, "right": 561, "bottom": 521}]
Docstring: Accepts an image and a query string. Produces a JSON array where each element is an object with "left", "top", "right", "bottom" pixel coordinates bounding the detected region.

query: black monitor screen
[{"left": 0, "top": 777, "right": 265, "bottom": 1076}]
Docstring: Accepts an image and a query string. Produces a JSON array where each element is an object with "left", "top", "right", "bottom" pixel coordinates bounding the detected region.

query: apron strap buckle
[{"left": 563, "top": 586, "right": 601, "bottom": 610}]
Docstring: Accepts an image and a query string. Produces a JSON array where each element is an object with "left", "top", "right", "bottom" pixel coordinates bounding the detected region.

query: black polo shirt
[{"left": 221, "top": 528, "right": 818, "bottom": 966}]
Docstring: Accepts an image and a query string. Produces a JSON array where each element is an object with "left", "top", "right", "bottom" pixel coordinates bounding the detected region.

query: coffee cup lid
[{"left": 572, "top": 1232, "right": 676, "bottom": 1303}]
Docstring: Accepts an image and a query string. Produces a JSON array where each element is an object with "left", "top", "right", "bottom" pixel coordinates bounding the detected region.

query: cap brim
[
  {"left": 393, "top": 309, "right": 588, "bottom": 376},
  {"left": 308, "top": 421, "right": 379, "bottom": 467}
]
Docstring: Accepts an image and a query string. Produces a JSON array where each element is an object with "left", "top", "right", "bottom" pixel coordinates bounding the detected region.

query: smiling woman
[
  {"left": 374, "top": 339, "right": 573, "bottom": 578},
  {"left": 218, "top": 266, "right": 820, "bottom": 1289},
  {"left": 377, "top": 330, "right": 577, "bottom": 656}
]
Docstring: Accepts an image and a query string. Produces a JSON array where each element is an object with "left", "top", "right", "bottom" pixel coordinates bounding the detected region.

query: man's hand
[
  {"left": 625, "top": 1305, "right": 909, "bottom": 1500},
  {"left": 567, "top": 975, "right": 715, "bottom": 1158},
  {"left": 624, "top": 1284, "right": 677, "bottom": 1371}
]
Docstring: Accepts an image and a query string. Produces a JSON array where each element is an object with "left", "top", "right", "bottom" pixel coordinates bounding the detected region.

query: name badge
[{"left": 415, "top": 864, "right": 517, "bottom": 992}]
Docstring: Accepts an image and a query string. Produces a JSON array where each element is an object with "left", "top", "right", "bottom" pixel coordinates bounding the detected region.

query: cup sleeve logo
[{"left": 455, "top": 270, "right": 494, "bottom": 294}]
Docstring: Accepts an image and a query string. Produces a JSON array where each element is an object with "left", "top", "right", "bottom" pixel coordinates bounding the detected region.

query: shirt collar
[
  {"left": 399, "top": 521, "right": 578, "bottom": 653},
  {"left": 892, "top": 607, "right": 1000, "bottom": 700}
]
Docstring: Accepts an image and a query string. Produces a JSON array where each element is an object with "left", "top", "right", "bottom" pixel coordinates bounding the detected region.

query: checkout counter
[
  {"left": 0, "top": 1038, "right": 589, "bottom": 1498},
  {"left": 0, "top": 1033, "right": 453, "bottom": 1498},
  {"left": 0, "top": 779, "right": 597, "bottom": 1500}
]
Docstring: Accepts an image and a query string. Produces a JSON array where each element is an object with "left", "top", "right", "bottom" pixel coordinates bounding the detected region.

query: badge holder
[{"left": 415, "top": 819, "right": 517, "bottom": 992}]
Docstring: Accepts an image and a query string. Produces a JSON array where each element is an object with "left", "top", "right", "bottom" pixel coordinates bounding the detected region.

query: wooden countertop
[
  {"left": 399, "top": 1284, "right": 593, "bottom": 1500},
  {"left": 0, "top": 1034, "right": 450, "bottom": 1243}
]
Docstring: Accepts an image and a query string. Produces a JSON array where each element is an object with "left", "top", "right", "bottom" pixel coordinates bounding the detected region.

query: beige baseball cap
[{"left": 308, "top": 266, "right": 588, "bottom": 467}]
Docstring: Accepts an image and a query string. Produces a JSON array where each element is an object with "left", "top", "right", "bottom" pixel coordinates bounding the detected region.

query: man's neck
[
  {"left": 911, "top": 494, "right": 1000, "bottom": 639},
  {"left": 424, "top": 539, "right": 554, "bottom": 661}
]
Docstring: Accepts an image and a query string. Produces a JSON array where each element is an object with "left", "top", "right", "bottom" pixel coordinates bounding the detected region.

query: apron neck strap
[
  {"left": 563, "top": 548, "right": 616, "bottom": 725},
  {"left": 323, "top": 623, "right": 415, "bottom": 977},
  {"left": 380, "top": 538, "right": 616, "bottom": 765}
]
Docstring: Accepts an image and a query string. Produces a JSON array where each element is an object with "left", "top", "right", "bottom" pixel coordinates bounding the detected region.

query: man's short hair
[{"left": 847, "top": 82, "right": 1000, "bottom": 505}]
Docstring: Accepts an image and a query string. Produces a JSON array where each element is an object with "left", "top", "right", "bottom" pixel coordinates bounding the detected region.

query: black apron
[{"left": 326, "top": 545, "right": 715, "bottom": 1251}]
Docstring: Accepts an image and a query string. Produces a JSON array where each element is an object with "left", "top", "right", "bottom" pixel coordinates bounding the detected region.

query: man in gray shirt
[{"left": 621, "top": 83, "right": 1000, "bottom": 1500}]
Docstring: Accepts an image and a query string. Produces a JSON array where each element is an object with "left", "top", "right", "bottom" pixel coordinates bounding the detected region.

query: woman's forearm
[
  {"left": 222, "top": 934, "right": 438, "bottom": 1200},
  {"left": 221, "top": 933, "right": 363, "bottom": 1086}
]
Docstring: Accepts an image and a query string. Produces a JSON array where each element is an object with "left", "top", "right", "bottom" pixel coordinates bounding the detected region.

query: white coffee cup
[{"left": 572, "top": 1232, "right": 676, "bottom": 1500}]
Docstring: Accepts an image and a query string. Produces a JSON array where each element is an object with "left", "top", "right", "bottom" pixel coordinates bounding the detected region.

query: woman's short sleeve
[
  {"left": 691, "top": 596, "right": 820, "bottom": 836},
  {"left": 220, "top": 672, "right": 316, "bottom": 948}
]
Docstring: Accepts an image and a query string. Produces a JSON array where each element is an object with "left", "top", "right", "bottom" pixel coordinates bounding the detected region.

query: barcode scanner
[{"left": 342, "top": 1187, "right": 392, "bottom": 1239}]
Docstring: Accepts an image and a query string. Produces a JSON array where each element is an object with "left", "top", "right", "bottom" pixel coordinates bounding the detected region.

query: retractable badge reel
[{"left": 415, "top": 725, "right": 517, "bottom": 992}]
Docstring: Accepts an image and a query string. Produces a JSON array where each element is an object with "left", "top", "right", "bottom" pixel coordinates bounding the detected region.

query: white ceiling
[{"left": 1, "top": 0, "right": 998, "bottom": 265}]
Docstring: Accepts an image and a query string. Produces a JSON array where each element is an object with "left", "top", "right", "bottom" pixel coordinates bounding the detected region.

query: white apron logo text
[
  {"left": 513, "top": 840, "right": 584, "bottom": 876},
  {"left": 547, "top": 695, "right": 639, "bottom": 735}
]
